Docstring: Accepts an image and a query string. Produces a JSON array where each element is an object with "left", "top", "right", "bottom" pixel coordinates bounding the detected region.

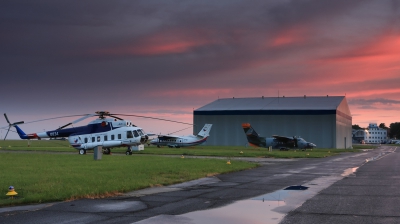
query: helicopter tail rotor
[{"left": 3, "top": 114, "right": 24, "bottom": 140}]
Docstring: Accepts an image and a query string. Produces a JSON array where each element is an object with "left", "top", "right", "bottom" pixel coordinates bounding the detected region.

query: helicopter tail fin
[{"left": 15, "top": 125, "right": 29, "bottom": 139}]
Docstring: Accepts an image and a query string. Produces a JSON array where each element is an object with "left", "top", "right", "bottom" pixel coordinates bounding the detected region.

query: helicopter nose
[
  {"left": 140, "top": 135, "right": 148, "bottom": 144},
  {"left": 309, "top": 143, "right": 316, "bottom": 148}
]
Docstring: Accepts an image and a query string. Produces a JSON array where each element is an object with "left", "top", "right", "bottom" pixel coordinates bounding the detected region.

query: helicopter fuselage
[{"left": 15, "top": 118, "right": 148, "bottom": 152}]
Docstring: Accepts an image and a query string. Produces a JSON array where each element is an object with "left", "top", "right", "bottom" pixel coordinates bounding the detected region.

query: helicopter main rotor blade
[
  {"left": 109, "top": 115, "right": 123, "bottom": 120},
  {"left": 112, "top": 114, "right": 193, "bottom": 125},
  {"left": 56, "top": 114, "right": 95, "bottom": 130},
  {"left": 23, "top": 114, "right": 92, "bottom": 125}
]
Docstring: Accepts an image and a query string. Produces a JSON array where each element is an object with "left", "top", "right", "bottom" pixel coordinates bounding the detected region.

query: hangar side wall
[
  {"left": 194, "top": 114, "right": 336, "bottom": 148},
  {"left": 335, "top": 100, "right": 353, "bottom": 149}
]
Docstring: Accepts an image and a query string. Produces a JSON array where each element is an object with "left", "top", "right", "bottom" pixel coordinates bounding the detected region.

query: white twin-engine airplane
[
  {"left": 150, "top": 124, "right": 212, "bottom": 148},
  {"left": 3, "top": 112, "right": 152, "bottom": 155}
]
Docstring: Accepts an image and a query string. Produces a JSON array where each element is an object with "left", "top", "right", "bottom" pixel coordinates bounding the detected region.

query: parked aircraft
[
  {"left": 150, "top": 124, "right": 212, "bottom": 148},
  {"left": 242, "top": 123, "right": 316, "bottom": 150},
  {"left": 2, "top": 111, "right": 189, "bottom": 155}
]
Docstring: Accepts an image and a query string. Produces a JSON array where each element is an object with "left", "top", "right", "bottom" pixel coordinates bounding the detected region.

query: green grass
[
  {"left": 351, "top": 144, "right": 378, "bottom": 150},
  {"left": 0, "top": 140, "right": 71, "bottom": 152},
  {"left": 0, "top": 140, "right": 366, "bottom": 158},
  {"left": 0, "top": 153, "right": 257, "bottom": 207},
  {"left": 0, "top": 140, "right": 375, "bottom": 207},
  {"left": 132, "top": 145, "right": 361, "bottom": 158}
]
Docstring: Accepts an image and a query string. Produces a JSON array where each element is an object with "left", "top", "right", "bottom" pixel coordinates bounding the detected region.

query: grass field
[
  {"left": 0, "top": 140, "right": 379, "bottom": 207},
  {"left": 0, "top": 140, "right": 374, "bottom": 158},
  {"left": 0, "top": 153, "right": 257, "bottom": 207}
]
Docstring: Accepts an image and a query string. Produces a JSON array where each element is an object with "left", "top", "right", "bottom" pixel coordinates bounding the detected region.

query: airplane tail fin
[
  {"left": 242, "top": 123, "right": 266, "bottom": 147},
  {"left": 197, "top": 124, "right": 212, "bottom": 138}
]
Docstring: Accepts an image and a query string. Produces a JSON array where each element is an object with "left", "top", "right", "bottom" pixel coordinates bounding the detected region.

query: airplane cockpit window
[
  {"left": 133, "top": 130, "right": 139, "bottom": 137},
  {"left": 127, "top": 131, "right": 133, "bottom": 139}
]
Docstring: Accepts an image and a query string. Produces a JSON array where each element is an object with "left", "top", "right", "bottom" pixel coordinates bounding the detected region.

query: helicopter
[{"left": 2, "top": 111, "right": 191, "bottom": 155}]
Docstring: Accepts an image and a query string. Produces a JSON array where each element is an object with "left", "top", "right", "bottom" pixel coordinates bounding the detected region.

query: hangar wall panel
[{"left": 194, "top": 114, "right": 336, "bottom": 148}]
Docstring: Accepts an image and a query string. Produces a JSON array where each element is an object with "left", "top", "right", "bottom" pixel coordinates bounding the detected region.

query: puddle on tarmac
[
  {"left": 136, "top": 173, "right": 352, "bottom": 224},
  {"left": 341, "top": 167, "right": 358, "bottom": 177},
  {"left": 176, "top": 188, "right": 314, "bottom": 224}
]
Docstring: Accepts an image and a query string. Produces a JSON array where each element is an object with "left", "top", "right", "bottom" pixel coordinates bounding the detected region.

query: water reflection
[
  {"left": 182, "top": 199, "right": 286, "bottom": 224},
  {"left": 341, "top": 167, "right": 359, "bottom": 177}
]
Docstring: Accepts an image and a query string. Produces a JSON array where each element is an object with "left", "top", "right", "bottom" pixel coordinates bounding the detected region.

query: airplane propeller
[
  {"left": 3, "top": 114, "right": 24, "bottom": 140},
  {"left": 293, "top": 136, "right": 298, "bottom": 148}
]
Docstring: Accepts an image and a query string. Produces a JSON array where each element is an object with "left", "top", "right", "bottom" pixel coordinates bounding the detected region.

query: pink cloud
[
  {"left": 267, "top": 25, "right": 310, "bottom": 48},
  {"left": 92, "top": 28, "right": 217, "bottom": 56}
]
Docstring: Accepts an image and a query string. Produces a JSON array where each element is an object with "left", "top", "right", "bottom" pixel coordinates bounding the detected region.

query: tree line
[{"left": 352, "top": 122, "right": 400, "bottom": 139}]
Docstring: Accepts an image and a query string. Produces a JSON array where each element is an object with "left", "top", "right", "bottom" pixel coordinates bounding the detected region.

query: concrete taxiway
[{"left": 0, "top": 146, "right": 397, "bottom": 223}]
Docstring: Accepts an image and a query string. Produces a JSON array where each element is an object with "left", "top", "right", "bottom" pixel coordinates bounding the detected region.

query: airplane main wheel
[{"left": 79, "top": 149, "right": 86, "bottom": 155}]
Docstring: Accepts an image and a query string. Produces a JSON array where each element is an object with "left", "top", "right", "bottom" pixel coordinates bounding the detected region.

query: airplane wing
[{"left": 271, "top": 135, "right": 294, "bottom": 143}]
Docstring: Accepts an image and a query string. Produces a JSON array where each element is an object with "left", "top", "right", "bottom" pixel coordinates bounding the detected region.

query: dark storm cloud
[
  {"left": 1, "top": 0, "right": 398, "bottom": 119},
  {"left": 0, "top": 0, "right": 365, "bottom": 73}
]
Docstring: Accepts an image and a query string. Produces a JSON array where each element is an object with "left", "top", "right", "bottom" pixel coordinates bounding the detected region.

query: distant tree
[
  {"left": 352, "top": 124, "right": 362, "bottom": 130},
  {"left": 379, "top": 123, "right": 388, "bottom": 129},
  {"left": 389, "top": 122, "right": 400, "bottom": 139}
]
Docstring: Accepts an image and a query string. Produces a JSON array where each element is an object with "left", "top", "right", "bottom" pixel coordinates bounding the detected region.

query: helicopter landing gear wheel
[
  {"left": 79, "top": 149, "right": 86, "bottom": 155},
  {"left": 125, "top": 151, "right": 132, "bottom": 155},
  {"left": 103, "top": 148, "right": 111, "bottom": 155},
  {"left": 126, "top": 147, "right": 132, "bottom": 155}
]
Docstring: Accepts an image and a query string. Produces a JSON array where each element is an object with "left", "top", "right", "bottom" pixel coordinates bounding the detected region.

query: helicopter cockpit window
[
  {"left": 137, "top": 129, "right": 144, "bottom": 136},
  {"left": 127, "top": 131, "right": 133, "bottom": 139},
  {"left": 133, "top": 130, "right": 139, "bottom": 137}
]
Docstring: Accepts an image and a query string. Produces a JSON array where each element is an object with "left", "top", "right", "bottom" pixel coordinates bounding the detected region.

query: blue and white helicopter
[{"left": 2, "top": 111, "right": 190, "bottom": 155}]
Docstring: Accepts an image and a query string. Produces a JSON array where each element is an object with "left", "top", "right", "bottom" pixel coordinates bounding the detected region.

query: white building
[{"left": 365, "top": 123, "right": 387, "bottom": 144}]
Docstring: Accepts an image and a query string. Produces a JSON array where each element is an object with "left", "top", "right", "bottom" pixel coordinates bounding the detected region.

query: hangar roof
[{"left": 196, "top": 96, "right": 346, "bottom": 111}]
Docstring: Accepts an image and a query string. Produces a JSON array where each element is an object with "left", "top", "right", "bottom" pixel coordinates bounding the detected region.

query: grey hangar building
[{"left": 193, "top": 96, "right": 352, "bottom": 149}]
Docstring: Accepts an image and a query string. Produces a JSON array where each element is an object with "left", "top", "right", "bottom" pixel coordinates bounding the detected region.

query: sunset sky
[{"left": 1, "top": 0, "right": 399, "bottom": 139}]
